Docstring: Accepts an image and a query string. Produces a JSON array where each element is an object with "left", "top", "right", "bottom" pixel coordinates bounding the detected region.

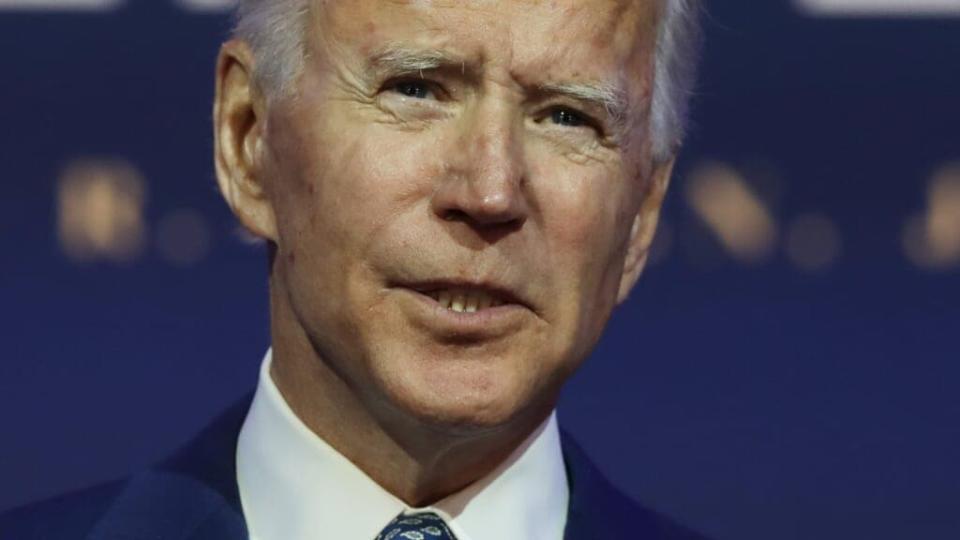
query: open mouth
[
  {"left": 403, "top": 282, "right": 525, "bottom": 314},
  {"left": 423, "top": 288, "right": 506, "bottom": 312}
]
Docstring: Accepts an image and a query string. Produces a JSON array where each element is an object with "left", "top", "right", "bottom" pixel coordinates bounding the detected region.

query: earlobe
[
  {"left": 213, "top": 40, "right": 278, "bottom": 242},
  {"left": 615, "top": 157, "right": 677, "bottom": 304}
]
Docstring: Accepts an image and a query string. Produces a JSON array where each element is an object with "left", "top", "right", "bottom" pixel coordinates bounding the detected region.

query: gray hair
[{"left": 233, "top": 0, "right": 702, "bottom": 160}]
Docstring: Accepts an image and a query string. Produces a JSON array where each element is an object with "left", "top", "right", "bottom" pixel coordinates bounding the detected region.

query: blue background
[{"left": 2, "top": 2, "right": 959, "bottom": 539}]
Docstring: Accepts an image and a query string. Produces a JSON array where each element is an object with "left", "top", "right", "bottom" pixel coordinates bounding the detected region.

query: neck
[{"left": 267, "top": 280, "right": 554, "bottom": 507}]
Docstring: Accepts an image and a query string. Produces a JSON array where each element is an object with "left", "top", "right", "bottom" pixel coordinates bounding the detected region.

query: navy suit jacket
[{"left": 1, "top": 393, "right": 710, "bottom": 539}]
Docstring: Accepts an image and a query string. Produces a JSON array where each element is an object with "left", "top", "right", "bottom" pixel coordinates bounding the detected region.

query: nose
[{"left": 431, "top": 102, "right": 529, "bottom": 232}]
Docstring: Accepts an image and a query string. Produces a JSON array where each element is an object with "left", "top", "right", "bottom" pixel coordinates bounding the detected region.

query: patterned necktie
[{"left": 374, "top": 511, "right": 459, "bottom": 540}]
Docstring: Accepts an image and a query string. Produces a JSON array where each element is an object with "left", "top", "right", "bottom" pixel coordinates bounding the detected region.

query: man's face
[{"left": 255, "top": 0, "right": 667, "bottom": 431}]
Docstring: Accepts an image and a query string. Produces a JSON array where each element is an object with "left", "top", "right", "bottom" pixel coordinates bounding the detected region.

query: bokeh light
[
  {"left": 57, "top": 158, "right": 148, "bottom": 263},
  {"left": 156, "top": 208, "right": 212, "bottom": 267},
  {"left": 174, "top": 0, "right": 236, "bottom": 12},
  {"left": 903, "top": 163, "right": 960, "bottom": 270},
  {"left": 795, "top": 0, "right": 960, "bottom": 17},
  {"left": 0, "top": 0, "right": 122, "bottom": 11},
  {"left": 684, "top": 162, "right": 778, "bottom": 264},
  {"left": 785, "top": 213, "right": 843, "bottom": 273}
]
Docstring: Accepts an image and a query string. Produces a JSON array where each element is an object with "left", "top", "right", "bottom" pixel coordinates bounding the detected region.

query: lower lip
[{"left": 396, "top": 288, "right": 529, "bottom": 338}]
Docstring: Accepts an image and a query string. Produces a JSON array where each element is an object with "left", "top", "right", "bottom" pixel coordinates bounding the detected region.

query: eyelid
[
  {"left": 543, "top": 104, "right": 606, "bottom": 135},
  {"left": 382, "top": 74, "right": 449, "bottom": 101}
]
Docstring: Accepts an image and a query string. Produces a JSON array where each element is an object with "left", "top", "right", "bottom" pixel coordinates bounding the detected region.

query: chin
[{"left": 374, "top": 349, "right": 547, "bottom": 436}]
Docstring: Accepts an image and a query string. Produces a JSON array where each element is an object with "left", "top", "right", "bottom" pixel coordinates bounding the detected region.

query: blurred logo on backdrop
[
  {"left": 56, "top": 159, "right": 213, "bottom": 267},
  {"left": 0, "top": 0, "right": 236, "bottom": 11},
  {"left": 795, "top": 0, "right": 960, "bottom": 16},
  {"left": 57, "top": 159, "right": 147, "bottom": 263}
]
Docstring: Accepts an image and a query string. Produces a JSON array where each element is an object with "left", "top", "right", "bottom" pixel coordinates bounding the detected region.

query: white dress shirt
[{"left": 236, "top": 349, "right": 569, "bottom": 540}]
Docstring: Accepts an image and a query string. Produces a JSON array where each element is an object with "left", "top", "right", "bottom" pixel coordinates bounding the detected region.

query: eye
[
  {"left": 550, "top": 107, "right": 588, "bottom": 128},
  {"left": 388, "top": 80, "right": 435, "bottom": 100}
]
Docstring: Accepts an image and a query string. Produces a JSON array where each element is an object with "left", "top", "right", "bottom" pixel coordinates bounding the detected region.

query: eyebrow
[
  {"left": 368, "top": 45, "right": 472, "bottom": 77},
  {"left": 538, "top": 81, "right": 629, "bottom": 130}
]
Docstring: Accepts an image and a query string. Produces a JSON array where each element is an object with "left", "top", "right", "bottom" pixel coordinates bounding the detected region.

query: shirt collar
[{"left": 236, "top": 349, "right": 569, "bottom": 540}]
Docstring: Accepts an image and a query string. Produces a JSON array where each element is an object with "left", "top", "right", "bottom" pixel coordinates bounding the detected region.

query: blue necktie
[{"left": 375, "top": 511, "right": 459, "bottom": 540}]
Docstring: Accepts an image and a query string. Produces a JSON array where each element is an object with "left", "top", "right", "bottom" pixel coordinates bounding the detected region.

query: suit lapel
[
  {"left": 89, "top": 394, "right": 254, "bottom": 540},
  {"left": 561, "top": 432, "right": 631, "bottom": 539},
  {"left": 561, "top": 432, "right": 709, "bottom": 540},
  {"left": 86, "top": 470, "right": 246, "bottom": 540}
]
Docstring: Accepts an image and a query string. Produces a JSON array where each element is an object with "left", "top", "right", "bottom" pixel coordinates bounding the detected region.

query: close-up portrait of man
[
  {"left": 1, "top": 0, "right": 707, "bottom": 539},
  {"left": 4, "top": 0, "right": 960, "bottom": 538}
]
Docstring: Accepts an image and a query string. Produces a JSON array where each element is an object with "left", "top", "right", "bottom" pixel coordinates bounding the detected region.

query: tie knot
[{"left": 375, "top": 511, "right": 458, "bottom": 540}]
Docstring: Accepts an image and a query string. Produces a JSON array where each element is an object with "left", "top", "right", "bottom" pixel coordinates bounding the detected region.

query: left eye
[
  {"left": 550, "top": 108, "right": 587, "bottom": 128},
  {"left": 390, "top": 80, "right": 434, "bottom": 99}
]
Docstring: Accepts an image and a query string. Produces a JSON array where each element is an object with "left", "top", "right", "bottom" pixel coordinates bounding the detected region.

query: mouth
[
  {"left": 408, "top": 282, "right": 526, "bottom": 313},
  {"left": 422, "top": 287, "right": 504, "bottom": 313},
  {"left": 392, "top": 279, "right": 531, "bottom": 312},
  {"left": 389, "top": 279, "right": 533, "bottom": 338}
]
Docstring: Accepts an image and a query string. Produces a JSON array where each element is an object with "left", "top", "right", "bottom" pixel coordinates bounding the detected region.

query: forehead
[{"left": 312, "top": 0, "right": 659, "bottom": 90}]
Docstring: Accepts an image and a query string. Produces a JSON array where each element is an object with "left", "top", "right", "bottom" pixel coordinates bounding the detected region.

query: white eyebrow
[
  {"left": 369, "top": 45, "right": 468, "bottom": 75},
  {"left": 538, "top": 81, "right": 629, "bottom": 128}
]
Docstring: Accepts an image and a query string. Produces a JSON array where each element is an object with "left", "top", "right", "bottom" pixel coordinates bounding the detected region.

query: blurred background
[{"left": 1, "top": 1, "right": 958, "bottom": 539}]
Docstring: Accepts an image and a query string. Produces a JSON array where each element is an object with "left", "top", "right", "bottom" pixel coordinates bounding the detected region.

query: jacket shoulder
[
  {"left": 0, "top": 394, "right": 253, "bottom": 540},
  {"left": 561, "top": 433, "right": 712, "bottom": 540},
  {"left": 0, "top": 480, "right": 127, "bottom": 539}
]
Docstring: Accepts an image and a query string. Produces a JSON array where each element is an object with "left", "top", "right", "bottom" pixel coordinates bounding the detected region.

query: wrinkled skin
[{"left": 215, "top": 0, "right": 674, "bottom": 504}]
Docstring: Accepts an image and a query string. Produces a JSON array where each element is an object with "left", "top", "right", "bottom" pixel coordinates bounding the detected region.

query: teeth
[
  {"left": 451, "top": 293, "right": 466, "bottom": 313},
  {"left": 431, "top": 288, "right": 502, "bottom": 312}
]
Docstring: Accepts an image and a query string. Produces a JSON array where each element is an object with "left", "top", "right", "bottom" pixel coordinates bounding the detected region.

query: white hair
[
  {"left": 650, "top": 0, "right": 703, "bottom": 159},
  {"left": 233, "top": 0, "right": 702, "bottom": 160}
]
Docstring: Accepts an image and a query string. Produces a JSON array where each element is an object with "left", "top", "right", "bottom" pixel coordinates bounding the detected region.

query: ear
[
  {"left": 616, "top": 156, "right": 676, "bottom": 304},
  {"left": 213, "top": 39, "right": 278, "bottom": 242}
]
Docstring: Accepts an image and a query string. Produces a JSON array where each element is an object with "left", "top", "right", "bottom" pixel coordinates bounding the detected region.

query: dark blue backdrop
[{"left": 2, "top": 2, "right": 959, "bottom": 539}]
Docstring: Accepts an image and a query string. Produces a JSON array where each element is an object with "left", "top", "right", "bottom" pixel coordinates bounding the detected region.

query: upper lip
[{"left": 399, "top": 279, "right": 530, "bottom": 310}]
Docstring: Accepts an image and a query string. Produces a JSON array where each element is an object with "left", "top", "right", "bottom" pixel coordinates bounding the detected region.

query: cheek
[
  {"left": 536, "top": 167, "right": 631, "bottom": 269},
  {"left": 533, "top": 164, "right": 634, "bottom": 340},
  {"left": 269, "top": 110, "right": 432, "bottom": 246},
  {"left": 265, "top": 104, "right": 449, "bottom": 323}
]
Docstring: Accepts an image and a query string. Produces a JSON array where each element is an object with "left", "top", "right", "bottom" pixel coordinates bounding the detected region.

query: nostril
[{"left": 442, "top": 209, "right": 469, "bottom": 222}]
